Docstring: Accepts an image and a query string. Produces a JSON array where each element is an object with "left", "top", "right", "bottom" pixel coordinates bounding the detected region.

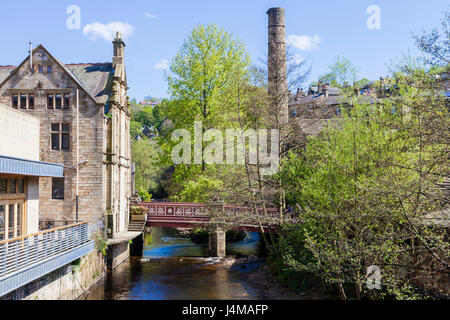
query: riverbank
[
  {"left": 224, "top": 257, "right": 329, "bottom": 300},
  {"left": 84, "top": 228, "right": 329, "bottom": 300}
]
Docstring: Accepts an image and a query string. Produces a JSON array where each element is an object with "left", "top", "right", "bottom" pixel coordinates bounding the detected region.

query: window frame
[
  {"left": 28, "top": 94, "right": 35, "bottom": 109},
  {"left": 47, "top": 94, "right": 54, "bottom": 109},
  {"left": 19, "top": 94, "right": 27, "bottom": 109},
  {"left": 50, "top": 123, "right": 70, "bottom": 151},
  {"left": 12, "top": 94, "right": 18, "bottom": 109},
  {"left": 51, "top": 177, "right": 65, "bottom": 200},
  {"left": 0, "top": 175, "right": 27, "bottom": 241},
  {"left": 63, "top": 94, "right": 70, "bottom": 109},
  {"left": 55, "top": 94, "right": 62, "bottom": 109}
]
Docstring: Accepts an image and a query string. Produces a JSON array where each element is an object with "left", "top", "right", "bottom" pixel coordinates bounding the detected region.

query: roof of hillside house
[{"left": 290, "top": 93, "right": 347, "bottom": 107}]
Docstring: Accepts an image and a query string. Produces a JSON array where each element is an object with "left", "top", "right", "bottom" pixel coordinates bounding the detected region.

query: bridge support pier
[{"left": 209, "top": 227, "right": 226, "bottom": 258}]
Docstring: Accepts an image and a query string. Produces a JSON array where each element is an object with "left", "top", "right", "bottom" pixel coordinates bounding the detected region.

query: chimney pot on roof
[{"left": 318, "top": 80, "right": 323, "bottom": 94}]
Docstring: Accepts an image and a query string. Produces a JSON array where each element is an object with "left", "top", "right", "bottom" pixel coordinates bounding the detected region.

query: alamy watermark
[
  {"left": 366, "top": 265, "right": 382, "bottom": 290},
  {"left": 366, "top": 5, "right": 381, "bottom": 30},
  {"left": 66, "top": 5, "right": 81, "bottom": 30},
  {"left": 171, "top": 121, "right": 280, "bottom": 175}
]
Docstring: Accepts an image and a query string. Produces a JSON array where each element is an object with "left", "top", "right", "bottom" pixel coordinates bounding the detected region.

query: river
[{"left": 85, "top": 227, "right": 265, "bottom": 300}]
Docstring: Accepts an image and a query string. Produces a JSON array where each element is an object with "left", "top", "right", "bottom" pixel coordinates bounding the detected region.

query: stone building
[
  {"left": 0, "top": 32, "right": 131, "bottom": 239},
  {"left": 289, "top": 81, "right": 344, "bottom": 121}
]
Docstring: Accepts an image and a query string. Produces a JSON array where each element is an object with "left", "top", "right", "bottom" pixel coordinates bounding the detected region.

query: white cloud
[
  {"left": 145, "top": 12, "right": 157, "bottom": 19},
  {"left": 154, "top": 59, "right": 169, "bottom": 70},
  {"left": 287, "top": 34, "right": 321, "bottom": 51},
  {"left": 83, "top": 22, "right": 134, "bottom": 42}
]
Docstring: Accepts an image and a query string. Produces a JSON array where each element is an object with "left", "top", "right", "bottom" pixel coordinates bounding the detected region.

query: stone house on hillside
[
  {"left": 0, "top": 32, "right": 131, "bottom": 239},
  {"left": 289, "top": 80, "right": 380, "bottom": 136}
]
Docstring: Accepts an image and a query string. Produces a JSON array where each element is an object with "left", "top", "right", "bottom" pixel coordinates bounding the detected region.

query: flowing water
[{"left": 85, "top": 227, "right": 264, "bottom": 300}]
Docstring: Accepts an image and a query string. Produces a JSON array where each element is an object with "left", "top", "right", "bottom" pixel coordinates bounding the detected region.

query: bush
[
  {"left": 130, "top": 206, "right": 146, "bottom": 216},
  {"left": 226, "top": 230, "right": 246, "bottom": 243},
  {"left": 138, "top": 188, "right": 152, "bottom": 202},
  {"left": 191, "top": 228, "right": 209, "bottom": 244}
]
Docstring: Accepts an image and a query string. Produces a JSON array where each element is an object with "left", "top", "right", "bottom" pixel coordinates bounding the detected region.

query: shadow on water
[{"left": 86, "top": 227, "right": 263, "bottom": 300}]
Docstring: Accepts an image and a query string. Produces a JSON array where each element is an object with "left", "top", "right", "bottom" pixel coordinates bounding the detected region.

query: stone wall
[
  {"left": 106, "top": 241, "right": 130, "bottom": 270},
  {"left": 1, "top": 250, "right": 105, "bottom": 300}
]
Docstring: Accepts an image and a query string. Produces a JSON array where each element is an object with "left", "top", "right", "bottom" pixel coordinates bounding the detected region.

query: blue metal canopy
[{"left": 0, "top": 155, "right": 63, "bottom": 177}]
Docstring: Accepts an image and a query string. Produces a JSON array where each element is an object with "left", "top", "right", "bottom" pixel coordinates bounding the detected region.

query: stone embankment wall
[{"left": 1, "top": 250, "right": 105, "bottom": 300}]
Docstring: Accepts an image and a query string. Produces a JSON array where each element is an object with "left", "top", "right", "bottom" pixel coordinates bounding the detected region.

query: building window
[
  {"left": 52, "top": 178, "right": 64, "bottom": 200},
  {"left": 12, "top": 94, "right": 18, "bottom": 108},
  {"left": 0, "top": 178, "right": 6, "bottom": 194},
  {"left": 0, "top": 178, "right": 24, "bottom": 194},
  {"left": 55, "top": 94, "right": 62, "bottom": 109},
  {"left": 20, "top": 94, "right": 27, "bottom": 109},
  {"left": 51, "top": 123, "right": 70, "bottom": 151},
  {"left": 63, "top": 94, "right": 70, "bottom": 109},
  {"left": 0, "top": 202, "right": 25, "bottom": 240},
  {"left": 47, "top": 93, "right": 70, "bottom": 110},
  {"left": 47, "top": 65, "right": 52, "bottom": 73},
  {"left": 12, "top": 93, "right": 35, "bottom": 110},
  {"left": 8, "top": 179, "right": 16, "bottom": 194},
  {"left": 38, "top": 65, "right": 43, "bottom": 73},
  {"left": 29, "top": 94, "right": 35, "bottom": 109},
  {"left": 0, "top": 176, "right": 26, "bottom": 240},
  {"left": 18, "top": 179, "right": 24, "bottom": 194},
  {"left": 48, "top": 94, "right": 54, "bottom": 109}
]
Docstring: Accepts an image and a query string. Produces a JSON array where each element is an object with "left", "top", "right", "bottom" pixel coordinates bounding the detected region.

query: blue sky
[{"left": 0, "top": 0, "right": 447, "bottom": 101}]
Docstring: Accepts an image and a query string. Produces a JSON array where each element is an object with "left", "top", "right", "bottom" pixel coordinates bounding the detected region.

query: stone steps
[{"left": 127, "top": 215, "right": 147, "bottom": 233}]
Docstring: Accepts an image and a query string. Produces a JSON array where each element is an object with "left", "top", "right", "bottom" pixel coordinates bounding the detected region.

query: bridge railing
[
  {"left": 138, "top": 202, "right": 281, "bottom": 219},
  {"left": 139, "top": 202, "right": 210, "bottom": 217}
]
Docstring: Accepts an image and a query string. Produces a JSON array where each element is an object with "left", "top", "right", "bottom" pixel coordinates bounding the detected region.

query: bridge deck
[{"left": 133, "top": 202, "right": 282, "bottom": 233}]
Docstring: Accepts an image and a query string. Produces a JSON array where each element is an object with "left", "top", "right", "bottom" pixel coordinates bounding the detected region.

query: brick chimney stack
[{"left": 267, "top": 7, "right": 288, "bottom": 126}]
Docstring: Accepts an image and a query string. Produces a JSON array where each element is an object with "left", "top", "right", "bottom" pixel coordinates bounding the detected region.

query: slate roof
[
  {"left": 0, "top": 66, "right": 15, "bottom": 84},
  {"left": 65, "top": 63, "right": 114, "bottom": 104},
  {"left": 290, "top": 93, "right": 346, "bottom": 106},
  {"left": 0, "top": 62, "right": 114, "bottom": 105}
]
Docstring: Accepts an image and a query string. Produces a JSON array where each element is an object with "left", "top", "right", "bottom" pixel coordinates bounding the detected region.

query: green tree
[
  {"left": 279, "top": 62, "right": 449, "bottom": 299},
  {"left": 159, "top": 23, "right": 251, "bottom": 203},
  {"left": 134, "top": 105, "right": 155, "bottom": 128},
  {"left": 413, "top": 10, "right": 449, "bottom": 66},
  {"left": 165, "top": 24, "right": 250, "bottom": 171},
  {"left": 132, "top": 138, "right": 165, "bottom": 196},
  {"left": 319, "top": 56, "right": 360, "bottom": 87},
  {"left": 130, "top": 120, "right": 142, "bottom": 138}
]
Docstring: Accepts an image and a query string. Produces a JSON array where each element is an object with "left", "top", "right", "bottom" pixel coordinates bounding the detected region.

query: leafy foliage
[{"left": 279, "top": 64, "right": 449, "bottom": 299}]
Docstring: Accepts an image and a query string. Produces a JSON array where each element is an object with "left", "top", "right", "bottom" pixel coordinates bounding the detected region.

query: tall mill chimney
[{"left": 267, "top": 7, "right": 288, "bottom": 126}]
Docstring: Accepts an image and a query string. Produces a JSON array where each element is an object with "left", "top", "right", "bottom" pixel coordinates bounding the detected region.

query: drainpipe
[
  {"left": 29, "top": 42, "right": 33, "bottom": 71},
  {"left": 76, "top": 89, "right": 79, "bottom": 221}
]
